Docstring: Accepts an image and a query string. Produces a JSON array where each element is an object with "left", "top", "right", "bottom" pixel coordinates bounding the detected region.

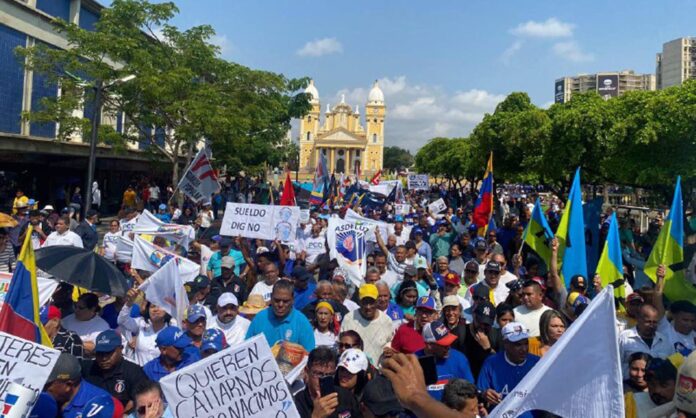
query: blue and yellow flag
[
  {"left": 556, "top": 168, "right": 587, "bottom": 286},
  {"left": 522, "top": 198, "right": 555, "bottom": 266},
  {"left": 596, "top": 213, "right": 626, "bottom": 307},
  {"left": 0, "top": 226, "right": 52, "bottom": 346},
  {"left": 645, "top": 177, "right": 695, "bottom": 302}
]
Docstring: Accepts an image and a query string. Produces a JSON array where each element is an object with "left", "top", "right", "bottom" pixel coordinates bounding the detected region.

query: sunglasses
[
  {"left": 465, "top": 269, "right": 478, "bottom": 274},
  {"left": 338, "top": 342, "right": 359, "bottom": 350}
]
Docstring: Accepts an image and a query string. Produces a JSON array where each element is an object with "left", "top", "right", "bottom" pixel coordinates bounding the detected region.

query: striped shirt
[{"left": 0, "top": 245, "right": 15, "bottom": 273}]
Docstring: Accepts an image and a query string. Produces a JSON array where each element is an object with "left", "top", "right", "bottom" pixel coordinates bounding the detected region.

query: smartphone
[
  {"left": 418, "top": 355, "right": 438, "bottom": 386},
  {"left": 319, "top": 375, "right": 336, "bottom": 397}
]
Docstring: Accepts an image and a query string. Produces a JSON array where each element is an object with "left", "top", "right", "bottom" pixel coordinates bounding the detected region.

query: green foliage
[
  {"left": 383, "top": 146, "right": 414, "bottom": 172},
  {"left": 414, "top": 137, "right": 479, "bottom": 185}
]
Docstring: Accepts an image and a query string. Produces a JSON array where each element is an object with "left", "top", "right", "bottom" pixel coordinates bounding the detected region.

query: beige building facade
[
  {"left": 554, "top": 70, "right": 655, "bottom": 103},
  {"left": 656, "top": 37, "right": 696, "bottom": 89}
]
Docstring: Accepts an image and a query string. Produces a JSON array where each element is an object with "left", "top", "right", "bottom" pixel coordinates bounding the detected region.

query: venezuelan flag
[
  {"left": 596, "top": 213, "right": 626, "bottom": 307},
  {"left": 472, "top": 152, "right": 493, "bottom": 235},
  {"left": 556, "top": 168, "right": 587, "bottom": 287},
  {"left": 310, "top": 152, "right": 329, "bottom": 206},
  {"left": 522, "top": 198, "right": 555, "bottom": 266},
  {"left": 0, "top": 226, "right": 52, "bottom": 346},
  {"left": 645, "top": 177, "right": 695, "bottom": 302}
]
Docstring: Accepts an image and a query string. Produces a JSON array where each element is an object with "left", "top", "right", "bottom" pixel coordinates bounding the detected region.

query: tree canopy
[{"left": 383, "top": 146, "right": 414, "bottom": 172}]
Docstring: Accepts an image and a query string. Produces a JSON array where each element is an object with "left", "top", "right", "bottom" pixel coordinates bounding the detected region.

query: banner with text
[
  {"left": 327, "top": 217, "right": 376, "bottom": 288},
  {"left": 0, "top": 332, "right": 60, "bottom": 399},
  {"left": 131, "top": 237, "right": 200, "bottom": 284},
  {"left": 407, "top": 174, "right": 429, "bottom": 190},
  {"left": 177, "top": 146, "right": 221, "bottom": 203},
  {"left": 133, "top": 210, "right": 196, "bottom": 248},
  {"left": 160, "top": 335, "right": 300, "bottom": 418},
  {"left": 428, "top": 198, "right": 447, "bottom": 214},
  {"left": 220, "top": 203, "right": 300, "bottom": 242},
  {"left": 0, "top": 273, "right": 57, "bottom": 310},
  {"left": 344, "top": 209, "right": 388, "bottom": 243}
]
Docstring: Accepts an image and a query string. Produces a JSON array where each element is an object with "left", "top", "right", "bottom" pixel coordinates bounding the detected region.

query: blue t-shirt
[
  {"left": 417, "top": 349, "right": 474, "bottom": 401},
  {"left": 143, "top": 353, "right": 198, "bottom": 382},
  {"left": 62, "top": 381, "right": 112, "bottom": 418},
  {"left": 246, "top": 308, "right": 316, "bottom": 352},
  {"left": 294, "top": 282, "right": 317, "bottom": 311},
  {"left": 208, "top": 249, "right": 245, "bottom": 277},
  {"left": 477, "top": 352, "right": 540, "bottom": 418},
  {"left": 155, "top": 213, "right": 172, "bottom": 223}
]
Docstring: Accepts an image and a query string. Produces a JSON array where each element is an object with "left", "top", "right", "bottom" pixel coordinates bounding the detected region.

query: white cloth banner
[
  {"left": 139, "top": 259, "right": 189, "bottom": 325},
  {"left": 133, "top": 210, "right": 195, "bottom": 248},
  {"left": 177, "top": 146, "right": 221, "bottom": 203},
  {"left": 0, "top": 273, "right": 57, "bottom": 310},
  {"left": 428, "top": 198, "right": 447, "bottom": 214},
  {"left": 160, "top": 335, "right": 300, "bottom": 418},
  {"left": 407, "top": 174, "right": 429, "bottom": 190},
  {"left": 369, "top": 180, "right": 400, "bottom": 197},
  {"left": 489, "top": 286, "right": 624, "bottom": 418},
  {"left": 327, "top": 217, "right": 376, "bottom": 288},
  {"left": 115, "top": 235, "right": 134, "bottom": 263},
  {"left": 131, "top": 237, "right": 200, "bottom": 284},
  {"left": 0, "top": 332, "right": 61, "bottom": 399},
  {"left": 220, "top": 203, "right": 300, "bottom": 242},
  {"left": 344, "top": 209, "right": 388, "bottom": 242}
]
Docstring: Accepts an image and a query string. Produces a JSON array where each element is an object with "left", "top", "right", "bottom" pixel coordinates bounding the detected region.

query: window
[
  {"left": 372, "top": 134, "right": 377, "bottom": 143},
  {"left": 338, "top": 150, "right": 344, "bottom": 156},
  {"left": 355, "top": 150, "right": 360, "bottom": 157},
  {"left": 306, "top": 132, "right": 311, "bottom": 141}
]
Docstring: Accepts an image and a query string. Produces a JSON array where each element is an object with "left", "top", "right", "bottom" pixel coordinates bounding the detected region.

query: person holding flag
[{"left": 472, "top": 152, "right": 494, "bottom": 236}]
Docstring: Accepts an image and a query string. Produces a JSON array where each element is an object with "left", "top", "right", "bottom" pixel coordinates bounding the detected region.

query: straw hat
[{"left": 239, "top": 294, "right": 267, "bottom": 316}]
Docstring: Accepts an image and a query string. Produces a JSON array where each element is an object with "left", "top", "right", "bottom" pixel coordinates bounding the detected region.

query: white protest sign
[
  {"left": 327, "top": 218, "right": 375, "bottom": 288},
  {"left": 0, "top": 273, "right": 57, "bottom": 310},
  {"left": 344, "top": 209, "right": 388, "bottom": 242},
  {"left": 0, "top": 332, "right": 61, "bottom": 399},
  {"left": 428, "top": 198, "right": 447, "bottom": 214},
  {"left": 407, "top": 174, "right": 429, "bottom": 190},
  {"left": 160, "top": 335, "right": 300, "bottom": 418},
  {"left": 299, "top": 209, "right": 310, "bottom": 224},
  {"left": 131, "top": 237, "right": 200, "bottom": 284},
  {"left": 133, "top": 210, "right": 195, "bottom": 247},
  {"left": 220, "top": 203, "right": 300, "bottom": 242},
  {"left": 394, "top": 204, "right": 411, "bottom": 215}
]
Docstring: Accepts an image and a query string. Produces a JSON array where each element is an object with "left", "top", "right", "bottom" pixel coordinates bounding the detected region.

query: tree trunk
[{"left": 170, "top": 137, "right": 182, "bottom": 206}]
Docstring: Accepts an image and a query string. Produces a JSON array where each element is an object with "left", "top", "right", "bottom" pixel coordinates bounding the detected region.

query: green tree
[
  {"left": 414, "top": 137, "right": 479, "bottom": 188},
  {"left": 383, "top": 146, "right": 414, "bottom": 172},
  {"left": 19, "top": 0, "right": 310, "bottom": 186}
]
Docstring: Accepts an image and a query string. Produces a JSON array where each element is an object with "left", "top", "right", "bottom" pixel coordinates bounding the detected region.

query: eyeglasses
[
  {"left": 338, "top": 342, "right": 359, "bottom": 350},
  {"left": 310, "top": 370, "right": 334, "bottom": 378}
]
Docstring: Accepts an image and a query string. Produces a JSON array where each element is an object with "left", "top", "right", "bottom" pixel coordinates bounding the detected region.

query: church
[{"left": 298, "top": 80, "right": 385, "bottom": 177}]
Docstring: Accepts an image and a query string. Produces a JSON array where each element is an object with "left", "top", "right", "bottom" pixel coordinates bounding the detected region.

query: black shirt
[
  {"left": 294, "top": 386, "right": 362, "bottom": 418},
  {"left": 52, "top": 326, "right": 84, "bottom": 359},
  {"left": 302, "top": 299, "right": 349, "bottom": 324},
  {"left": 448, "top": 321, "right": 502, "bottom": 379},
  {"left": 81, "top": 357, "right": 147, "bottom": 411},
  {"left": 206, "top": 274, "right": 248, "bottom": 307}
]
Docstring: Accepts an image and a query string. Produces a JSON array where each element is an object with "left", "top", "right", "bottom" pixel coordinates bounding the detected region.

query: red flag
[
  {"left": 280, "top": 172, "right": 296, "bottom": 206},
  {"left": 370, "top": 170, "right": 382, "bottom": 185}
]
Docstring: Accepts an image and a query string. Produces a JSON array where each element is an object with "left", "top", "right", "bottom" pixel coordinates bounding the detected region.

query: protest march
[{"left": 1, "top": 145, "right": 695, "bottom": 418}]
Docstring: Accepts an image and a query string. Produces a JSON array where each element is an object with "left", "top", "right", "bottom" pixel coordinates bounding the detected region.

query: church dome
[
  {"left": 305, "top": 79, "right": 319, "bottom": 103},
  {"left": 367, "top": 80, "right": 384, "bottom": 105}
]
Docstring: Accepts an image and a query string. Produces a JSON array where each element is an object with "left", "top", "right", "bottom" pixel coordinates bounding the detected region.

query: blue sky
[{"left": 120, "top": 0, "right": 696, "bottom": 151}]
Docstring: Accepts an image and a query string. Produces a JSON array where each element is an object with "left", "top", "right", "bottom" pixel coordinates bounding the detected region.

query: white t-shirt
[
  {"left": 658, "top": 317, "right": 696, "bottom": 352},
  {"left": 199, "top": 244, "right": 214, "bottom": 275},
  {"left": 343, "top": 299, "right": 359, "bottom": 312},
  {"left": 302, "top": 235, "right": 326, "bottom": 265},
  {"left": 43, "top": 231, "right": 84, "bottom": 248},
  {"left": 199, "top": 210, "right": 214, "bottom": 228},
  {"left": 250, "top": 281, "right": 275, "bottom": 303},
  {"left": 314, "top": 329, "right": 337, "bottom": 348},
  {"left": 61, "top": 314, "right": 110, "bottom": 343},
  {"left": 149, "top": 186, "right": 160, "bottom": 200},
  {"left": 102, "top": 231, "right": 120, "bottom": 261},
  {"left": 211, "top": 315, "right": 250, "bottom": 346},
  {"left": 117, "top": 305, "right": 176, "bottom": 366},
  {"left": 513, "top": 304, "right": 552, "bottom": 337},
  {"left": 380, "top": 270, "right": 400, "bottom": 288}
]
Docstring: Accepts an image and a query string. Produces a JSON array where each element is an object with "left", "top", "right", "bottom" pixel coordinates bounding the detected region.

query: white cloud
[
  {"left": 510, "top": 18, "right": 574, "bottom": 38},
  {"left": 296, "top": 38, "right": 343, "bottom": 57},
  {"left": 552, "top": 41, "right": 594, "bottom": 62},
  {"left": 501, "top": 40, "right": 524, "bottom": 65},
  {"left": 317, "top": 76, "right": 505, "bottom": 152}
]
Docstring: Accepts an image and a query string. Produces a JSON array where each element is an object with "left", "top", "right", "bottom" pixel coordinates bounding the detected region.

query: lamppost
[{"left": 66, "top": 72, "right": 135, "bottom": 215}]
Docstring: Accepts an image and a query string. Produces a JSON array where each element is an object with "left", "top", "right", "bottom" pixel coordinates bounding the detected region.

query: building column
[
  {"left": 346, "top": 149, "right": 351, "bottom": 174},
  {"left": 330, "top": 148, "right": 335, "bottom": 173}
]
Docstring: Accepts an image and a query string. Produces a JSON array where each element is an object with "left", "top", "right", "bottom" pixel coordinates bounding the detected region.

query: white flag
[
  {"left": 177, "top": 146, "right": 220, "bottom": 203},
  {"left": 139, "top": 259, "right": 189, "bottom": 324},
  {"left": 132, "top": 209, "right": 195, "bottom": 248},
  {"left": 327, "top": 217, "right": 375, "bottom": 288},
  {"left": 344, "top": 208, "right": 388, "bottom": 242},
  {"left": 489, "top": 286, "right": 624, "bottom": 418},
  {"left": 131, "top": 236, "right": 200, "bottom": 284}
]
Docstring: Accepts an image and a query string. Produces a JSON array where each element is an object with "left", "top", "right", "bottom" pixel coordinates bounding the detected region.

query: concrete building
[
  {"left": 0, "top": 0, "right": 174, "bottom": 213},
  {"left": 554, "top": 70, "right": 656, "bottom": 103},
  {"left": 656, "top": 37, "right": 696, "bottom": 89},
  {"left": 298, "top": 80, "right": 385, "bottom": 178}
]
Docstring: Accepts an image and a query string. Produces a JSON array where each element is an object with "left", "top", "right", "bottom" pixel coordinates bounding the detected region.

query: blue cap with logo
[
  {"left": 156, "top": 326, "right": 191, "bottom": 348},
  {"left": 186, "top": 304, "right": 207, "bottom": 323},
  {"left": 415, "top": 296, "right": 436, "bottom": 311},
  {"left": 201, "top": 329, "right": 226, "bottom": 353},
  {"left": 95, "top": 330, "right": 122, "bottom": 353},
  {"left": 80, "top": 394, "right": 118, "bottom": 418}
]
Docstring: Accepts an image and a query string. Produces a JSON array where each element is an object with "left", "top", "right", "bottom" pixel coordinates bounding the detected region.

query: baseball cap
[
  {"left": 187, "top": 304, "right": 207, "bottom": 322},
  {"left": 502, "top": 321, "right": 530, "bottom": 342},
  {"left": 219, "top": 237, "right": 232, "bottom": 247},
  {"left": 444, "top": 272, "right": 460, "bottom": 287},
  {"left": 85, "top": 209, "right": 98, "bottom": 219},
  {"left": 42, "top": 205, "right": 54, "bottom": 212},
  {"left": 221, "top": 256, "right": 235, "bottom": 269},
  {"left": 94, "top": 330, "right": 122, "bottom": 353},
  {"left": 527, "top": 276, "right": 547, "bottom": 291},
  {"left": 211, "top": 235, "right": 223, "bottom": 243},
  {"left": 337, "top": 348, "right": 369, "bottom": 374},
  {"left": 626, "top": 293, "right": 644, "bottom": 304},
  {"left": 291, "top": 266, "right": 311, "bottom": 281},
  {"left": 156, "top": 326, "right": 191, "bottom": 348},
  {"left": 80, "top": 394, "right": 123, "bottom": 418},
  {"left": 415, "top": 256, "right": 428, "bottom": 270},
  {"left": 158, "top": 203, "right": 167, "bottom": 210},
  {"left": 359, "top": 284, "right": 378, "bottom": 301},
  {"left": 422, "top": 320, "right": 457, "bottom": 346},
  {"left": 670, "top": 300, "right": 696, "bottom": 315},
  {"left": 47, "top": 353, "right": 81, "bottom": 382},
  {"left": 472, "top": 285, "right": 490, "bottom": 301},
  {"left": 415, "top": 296, "right": 436, "bottom": 311},
  {"left": 39, "top": 305, "right": 61, "bottom": 325},
  {"left": 361, "top": 375, "right": 403, "bottom": 416},
  {"left": 413, "top": 227, "right": 423, "bottom": 235},
  {"left": 193, "top": 275, "right": 211, "bottom": 289},
  {"left": 567, "top": 292, "right": 589, "bottom": 309},
  {"left": 201, "top": 329, "right": 226, "bottom": 353},
  {"left": 217, "top": 292, "right": 239, "bottom": 308},
  {"left": 394, "top": 215, "right": 404, "bottom": 222},
  {"left": 474, "top": 301, "right": 496, "bottom": 326},
  {"left": 484, "top": 261, "right": 501, "bottom": 273},
  {"left": 442, "top": 295, "right": 460, "bottom": 309},
  {"left": 474, "top": 240, "right": 487, "bottom": 251},
  {"left": 403, "top": 265, "right": 417, "bottom": 277},
  {"left": 675, "top": 351, "right": 696, "bottom": 413}
]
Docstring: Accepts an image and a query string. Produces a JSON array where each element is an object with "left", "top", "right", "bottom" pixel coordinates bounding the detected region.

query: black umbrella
[{"left": 35, "top": 246, "right": 129, "bottom": 297}]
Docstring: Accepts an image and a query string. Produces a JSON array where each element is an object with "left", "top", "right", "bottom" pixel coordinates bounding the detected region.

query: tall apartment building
[
  {"left": 656, "top": 37, "right": 696, "bottom": 89},
  {"left": 554, "top": 70, "right": 656, "bottom": 104}
]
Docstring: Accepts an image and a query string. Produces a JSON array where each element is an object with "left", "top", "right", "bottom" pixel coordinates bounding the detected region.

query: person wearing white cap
[
  {"left": 210, "top": 292, "right": 250, "bottom": 346},
  {"left": 336, "top": 348, "right": 370, "bottom": 399},
  {"left": 476, "top": 321, "right": 540, "bottom": 418}
]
